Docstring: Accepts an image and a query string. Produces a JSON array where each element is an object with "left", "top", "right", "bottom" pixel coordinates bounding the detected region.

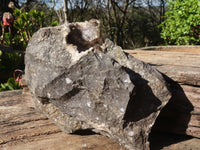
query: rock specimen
[
  {"left": 127, "top": 49, "right": 200, "bottom": 138},
  {"left": 25, "top": 19, "right": 172, "bottom": 150}
]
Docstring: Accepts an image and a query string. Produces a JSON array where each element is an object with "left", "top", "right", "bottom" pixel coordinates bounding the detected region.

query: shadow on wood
[{"left": 149, "top": 73, "right": 194, "bottom": 149}]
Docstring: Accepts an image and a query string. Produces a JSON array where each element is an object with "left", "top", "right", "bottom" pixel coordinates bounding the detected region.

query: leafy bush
[
  {"left": 2, "top": 33, "right": 12, "bottom": 45},
  {"left": 159, "top": 0, "right": 200, "bottom": 45},
  {"left": 0, "top": 77, "right": 22, "bottom": 91},
  {"left": 1, "top": 9, "right": 45, "bottom": 50},
  {"left": 14, "top": 9, "right": 44, "bottom": 49},
  {"left": 0, "top": 51, "right": 23, "bottom": 72},
  {"left": 51, "top": 21, "right": 59, "bottom": 26},
  {"left": 0, "top": 50, "right": 24, "bottom": 83}
]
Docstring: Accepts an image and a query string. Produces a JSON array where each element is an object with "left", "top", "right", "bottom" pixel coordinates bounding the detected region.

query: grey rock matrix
[{"left": 25, "top": 19, "right": 171, "bottom": 150}]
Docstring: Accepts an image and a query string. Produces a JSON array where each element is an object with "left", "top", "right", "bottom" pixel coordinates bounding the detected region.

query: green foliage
[
  {"left": 0, "top": 77, "right": 22, "bottom": 91},
  {"left": 3, "top": 33, "right": 12, "bottom": 45},
  {"left": 1, "top": 1, "right": 168, "bottom": 48},
  {"left": 51, "top": 21, "right": 59, "bottom": 26},
  {"left": 1, "top": 8, "right": 59, "bottom": 50},
  {"left": 0, "top": 51, "right": 23, "bottom": 73},
  {"left": 12, "top": 9, "right": 45, "bottom": 50},
  {"left": 159, "top": 0, "right": 200, "bottom": 45}
]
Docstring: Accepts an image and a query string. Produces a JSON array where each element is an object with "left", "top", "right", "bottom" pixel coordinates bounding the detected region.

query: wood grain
[
  {"left": 0, "top": 88, "right": 125, "bottom": 150},
  {"left": 126, "top": 49, "right": 200, "bottom": 86},
  {"left": 126, "top": 48, "right": 200, "bottom": 138},
  {"left": 0, "top": 47, "right": 200, "bottom": 149}
]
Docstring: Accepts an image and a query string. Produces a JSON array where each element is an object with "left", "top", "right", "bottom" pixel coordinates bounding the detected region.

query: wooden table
[{"left": 1, "top": 47, "right": 200, "bottom": 150}]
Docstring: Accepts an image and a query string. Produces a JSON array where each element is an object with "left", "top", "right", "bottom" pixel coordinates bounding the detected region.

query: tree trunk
[{"left": 63, "top": 0, "right": 68, "bottom": 22}]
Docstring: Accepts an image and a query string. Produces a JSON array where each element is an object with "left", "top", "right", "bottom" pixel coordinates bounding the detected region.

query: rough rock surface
[
  {"left": 0, "top": 89, "right": 126, "bottom": 150},
  {"left": 25, "top": 20, "right": 171, "bottom": 150},
  {"left": 126, "top": 48, "right": 200, "bottom": 138},
  {"left": 1, "top": 89, "right": 200, "bottom": 150}
]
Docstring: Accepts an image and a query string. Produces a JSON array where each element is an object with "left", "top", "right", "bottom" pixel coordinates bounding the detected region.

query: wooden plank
[
  {"left": 0, "top": 88, "right": 125, "bottom": 150},
  {"left": 1, "top": 47, "right": 200, "bottom": 149},
  {"left": 0, "top": 86, "right": 200, "bottom": 150},
  {"left": 126, "top": 49, "right": 200, "bottom": 86},
  {"left": 182, "top": 85, "right": 200, "bottom": 137},
  {"left": 126, "top": 49, "right": 200, "bottom": 138}
]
